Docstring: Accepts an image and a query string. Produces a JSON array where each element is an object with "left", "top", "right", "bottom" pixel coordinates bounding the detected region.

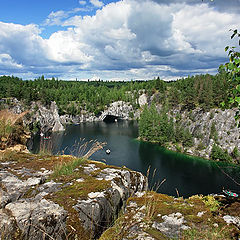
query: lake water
[{"left": 30, "top": 120, "right": 240, "bottom": 197}]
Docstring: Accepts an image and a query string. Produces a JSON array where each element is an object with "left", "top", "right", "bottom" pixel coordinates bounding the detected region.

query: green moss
[
  {"left": 145, "top": 228, "right": 168, "bottom": 240},
  {"left": 51, "top": 177, "right": 111, "bottom": 201},
  {"left": 101, "top": 193, "right": 238, "bottom": 240},
  {"left": 182, "top": 225, "right": 233, "bottom": 240}
]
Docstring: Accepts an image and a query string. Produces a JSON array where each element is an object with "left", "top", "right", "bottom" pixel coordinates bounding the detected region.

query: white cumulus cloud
[
  {"left": 90, "top": 0, "right": 104, "bottom": 8},
  {"left": 1, "top": 0, "right": 240, "bottom": 80}
]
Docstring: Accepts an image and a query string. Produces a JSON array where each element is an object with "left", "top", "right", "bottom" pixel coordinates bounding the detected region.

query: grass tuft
[{"left": 52, "top": 157, "right": 85, "bottom": 177}]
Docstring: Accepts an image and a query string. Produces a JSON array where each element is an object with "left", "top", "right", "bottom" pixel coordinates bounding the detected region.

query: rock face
[
  {"left": 30, "top": 101, "right": 65, "bottom": 133},
  {"left": 6, "top": 99, "right": 65, "bottom": 133},
  {"left": 5, "top": 98, "right": 138, "bottom": 134},
  {"left": 167, "top": 107, "right": 240, "bottom": 159},
  {"left": 138, "top": 94, "right": 148, "bottom": 107},
  {"left": 99, "top": 101, "right": 134, "bottom": 121},
  {"left": 0, "top": 153, "right": 148, "bottom": 239}
]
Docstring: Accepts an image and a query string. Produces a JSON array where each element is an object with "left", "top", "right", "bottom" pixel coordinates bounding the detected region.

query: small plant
[
  {"left": 38, "top": 139, "right": 53, "bottom": 155},
  {"left": 52, "top": 139, "right": 106, "bottom": 177},
  {"left": 182, "top": 225, "right": 229, "bottom": 240},
  {"left": 69, "top": 139, "right": 106, "bottom": 159},
  {"left": 143, "top": 167, "right": 166, "bottom": 223},
  {"left": 209, "top": 111, "right": 214, "bottom": 119},
  {"left": 175, "top": 144, "right": 182, "bottom": 153},
  {"left": 202, "top": 195, "right": 220, "bottom": 212},
  {"left": 129, "top": 111, "right": 134, "bottom": 119},
  {"left": 53, "top": 157, "right": 84, "bottom": 177}
]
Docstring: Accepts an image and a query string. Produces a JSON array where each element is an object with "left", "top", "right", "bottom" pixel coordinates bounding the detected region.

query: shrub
[
  {"left": 210, "top": 121, "right": 218, "bottom": 143},
  {"left": 197, "top": 142, "right": 205, "bottom": 151},
  {"left": 232, "top": 146, "right": 240, "bottom": 160},
  {"left": 210, "top": 144, "right": 232, "bottom": 162},
  {"left": 209, "top": 111, "right": 214, "bottom": 119},
  {"left": 202, "top": 195, "right": 220, "bottom": 212}
]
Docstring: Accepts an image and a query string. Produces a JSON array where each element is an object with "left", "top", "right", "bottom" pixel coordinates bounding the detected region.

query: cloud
[
  {"left": 0, "top": 54, "right": 23, "bottom": 70},
  {"left": 0, "top": 22, "right": 48, "bottom": 66},
  {"left": 44, "top": 10, "right": 68, "bottom": 26},
  {"left": 1, "top": 0, "right": 240, "bottom": 80},
  {"left": 90, "top": 0, "right": 104, "bottom": 8},
  {"left": 79, "top": 0, "right": 86, "bottom": 5}
]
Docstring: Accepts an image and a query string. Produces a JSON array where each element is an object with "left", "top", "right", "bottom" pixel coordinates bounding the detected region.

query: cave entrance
[{"left": 103, "top": 115, "right": 120, "bottom": 123}]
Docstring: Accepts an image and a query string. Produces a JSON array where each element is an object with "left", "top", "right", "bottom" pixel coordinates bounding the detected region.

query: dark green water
[{"left": 31, "top": 120, "right": 240, "bottom": 197}]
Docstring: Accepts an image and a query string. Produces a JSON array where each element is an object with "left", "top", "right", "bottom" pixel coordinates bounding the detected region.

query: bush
[
  {"left": 232, "top": 146, "right": 240, "bottom": 160},
  {"left": 197, "top": 141, "right": 205, "bottom": 151},
  {"left": 182, "top": 128, "right": 194, "bottom": 147},
  {"left": 210, "top": 121, "right": 218, "bottom": 143},
  {"left": 210, "top": 144, "right": 232, "bottom": 162}
]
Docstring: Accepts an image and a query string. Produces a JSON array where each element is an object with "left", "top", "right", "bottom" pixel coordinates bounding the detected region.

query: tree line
[{"left": 0, "top": 72, "right": 231, "bottom": 115}]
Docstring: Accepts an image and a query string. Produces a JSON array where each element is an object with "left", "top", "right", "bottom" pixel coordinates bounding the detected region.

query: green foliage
[
  {"left": 0, "top": 119, "right": 13, "bottom": 139},
  {"left": 0, "top": 72, "right": 230, "bottom": 117},
  {"left": 202, "top": 195, "right": 220, "bottom": 212},
  {"left": 0, "top": 75, "right": 166, "bottom": 115},
  {"left": 175, "top": 144, "right": 182, "bottom": 153},
  {"left": 197, "top": 141, "right": 206, "bottom": 151},
  {"left": 210, "top": 144, "right": 232, "bottom": 162},
  {"left": 129, "top": 111, "right": 134, "bottom": 119},
  {"left": 139, "top": 105, "right": 175, "bottom": 145},
  {"left": 53, "top": 158, "right": 84, "bottom": 177},
  {"left": 139, "top": 104, "right": 193, "bottom": 147},
  {"left": 210, "top": 121, "right": 218, "bottom": 143},
  {"left": 0, "top": 115, "right": 27, "bottom": 150},
  {"left": 182, "top": 225, "right": 230, "bottom": 240},
  {"left": 31, "top": 121, "right": 40, "bottom": 134},
  {"left": 174, "top": 123, "right": 193, "bottom": 147},
  {"left": 219, "top": 29, "right": 240, "bottom": 120},
  {"left": 232, "top": 146, "right": 240, "bottom": 160},
  {"left": 210, "top": 111, "right": 214, "bottom": 119}
]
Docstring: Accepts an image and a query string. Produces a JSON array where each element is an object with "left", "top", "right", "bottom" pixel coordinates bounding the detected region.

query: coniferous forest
[{"left": 0, "top": 72, "right": 230, "bottom": 114}]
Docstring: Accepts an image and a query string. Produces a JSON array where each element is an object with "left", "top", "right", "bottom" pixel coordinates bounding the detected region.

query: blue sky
[{"left": 0, "top": 0, "right": 240, "bottom": 81}]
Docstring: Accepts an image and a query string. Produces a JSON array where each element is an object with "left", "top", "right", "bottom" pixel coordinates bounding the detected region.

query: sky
[{"left": 0, "top": 0, "right": 240, "bottom": 81}]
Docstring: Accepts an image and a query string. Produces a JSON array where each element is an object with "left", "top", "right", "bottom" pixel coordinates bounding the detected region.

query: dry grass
[
  {"left": 0, "top": 110, "right": 29, "bottom": 150},
  {"left": 68, "top": 138, "right": 107, "bottom": 159},
  {"left": 0, "top": 109, "right": 28, "bottom": 125}
]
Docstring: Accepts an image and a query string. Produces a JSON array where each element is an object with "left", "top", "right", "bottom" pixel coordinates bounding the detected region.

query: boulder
[
  {"left": 5, "top": 199, "right": 67, "bottom": 240},
  {"left": 138, "top": 94, "right": 148, "bottom": 107}
]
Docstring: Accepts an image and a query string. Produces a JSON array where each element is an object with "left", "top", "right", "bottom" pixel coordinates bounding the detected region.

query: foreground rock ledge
[
  {"left": 0, "top": 152, "right": 147, "bottom": 239},
  {"left": 100, "top": 193, "right": 240, "bottom": 240}
]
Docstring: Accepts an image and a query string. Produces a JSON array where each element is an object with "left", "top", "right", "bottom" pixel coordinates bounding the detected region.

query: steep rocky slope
[
  {"left": 165, "top": 107, "right": 240, "bottom": 161},
  {"left": 4, "top": 98, "right": 138, "bottom": 133}
]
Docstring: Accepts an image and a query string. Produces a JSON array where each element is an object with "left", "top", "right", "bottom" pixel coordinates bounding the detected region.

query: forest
[
  {"left": 0, "top": 72, "right": 237, "bottom": 162},
  {"left": 0, "top": 71, "right": 230, "bottom": 115}
]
